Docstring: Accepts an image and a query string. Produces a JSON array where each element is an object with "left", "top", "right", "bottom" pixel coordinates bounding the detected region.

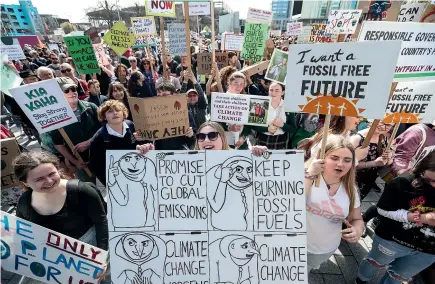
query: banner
[
  {"left": 211, "top": 92, "right": 272, "bottom": 127},
  {"left": 284, "top": 41, "right": 401, "bottom": 119},
  {"left": 103, "top": 21, "right": 136, "bottom": 56},
  {"left": 64, "top": 36, "right": 100, "bottom": 74},
  {"left": 131, "top": 16, "right": 157, "bottom": 36},
  {"left": 358, "top": 22, "right": 435, "bottom": 82},
  {"left": 327, "top": 10, "right": 362, "bottom": 34},
  {"left": 241, "top": 23, "right": 268, "bottom": 64},
  {"left": 128, "top": 95, "right": 189, "bottom": 140},
  {"left": 246, "top": 7, "right": 273, "bottom": 24},
  {"left": 0, "top": 211, "right": 108, "bottom": 284},
  {"left": 92, "top": 43, "right": 109, "bottom": 66},
  {"left": 186, "top": 2, "right": 211, "bottom": 16},
  {"left": 384, "top": 80, "right": 435, "bottom": 124},
  {"left": 1, "top": 138, "right": 20, "bottom": 189},
  {"left": 106, "top": 149, "right": 307, "bottom": 284},
  {"left": 224, "top": 34, "right": 244, "bottom": 51},
  {"left": 197, "top": 52, "right": 229, "bottom": 75},
  {"left": 8, "top": 79, "right": 78, "bottom": 134},
  {"left": 265, "top": 49, "right": 288, "bottom": 84},
  {"left": 145, "top": 0, "right": 176, "bottom": 18},
  {"left": 286, "top": 22, "right": 303, "bottom": 37},
  {"left": 167, "top": 23, "right": 187, "bottom": 56},
  {"left": 397, "top": 2, "right": 428, "bottom": 22},
  {"left": 0, "top": 44, "right": 25, "bottom": 60},
  {"left": 1, "top": 54, "right": 23, "bottom": 96}
]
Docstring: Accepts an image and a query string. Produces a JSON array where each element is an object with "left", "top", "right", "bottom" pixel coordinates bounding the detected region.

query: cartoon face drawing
[
  {"left": 122, "top": 234, "right": 155, "bottom": 261},
  {"left": 228, "top": 237, "right": 259, "bottom": 266},
  {"left": 227, "top": 160, "right": 253, "bottom": 190},
  {"left": 119, "top": 153, "right": 147, "bottom": 180}
]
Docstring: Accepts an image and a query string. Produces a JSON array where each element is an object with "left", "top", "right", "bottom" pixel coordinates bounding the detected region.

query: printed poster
[
  {"left": 287, "top": 22, "right": 303, "bottom": 37},
  {"left": 265, "top": 49, "right": 288, "bottom": 84},
  {"left": 327, "top": 9, "right": 362, "bottom": 34},
  {"left": 145, "top": 0, "right": 176, "bottom": 18},
  {"left": 241, "top": 23, "right": 268, "bottom": 64},
  {"left": 0, "top": 44, "right": 25, "bottom": 60},
  {"left": 246, "top": 7, "right": 273, "bottom": 24},
  {"left": 186, "top": 2, "right": 211, "bottom": 16},
  {"left": 93, "top": 43, "right": 109, "bottom": 66},
  {"left": 64, "top": 36, "right": 100, "bottom": 74},
  {"left": 103, "top": 21, "right": 136, "bottom": 56},
  {"left": 224, "top": 34, "right": 244, "bottom": 51},
  {"left": 167, "top": 23, "right": 187, "bottom": 56},
  {"left": 131, "top": 16, "right": 157, "bottom": 36}
]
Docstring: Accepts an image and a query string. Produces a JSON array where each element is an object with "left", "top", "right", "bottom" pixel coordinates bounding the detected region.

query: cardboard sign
[
  {"left": 287, "top": 22, "right": 303, "bottom": 37},
  {"left": 309, "top": 24, "right": 337, "bottom": 43},
  {"left": 397, "top": 2, "right": 428, "bottom": 22},
  {"left": 265, "top": 49, "right": 288, "bottom": 85},
  {"left": 129, "top": 95, "right": 189, "bottom": 140},
  {"left": 1, "top": 138, "right": 20, "bottom": 189},
  {"left": 131, "top": 16, "right": 157, "bottom": 36},
  {"left": 211, "top": 92, "right": 272, "bottom": 127},
  {"left": 241, "top": 23, "right": 268, "bottom": 64},
  {"left": 145, "top": 0, "right": 176, "bottom": 18},
  {"left": 327, "top": 10, "right": 362, "bottom": 34},
  {"left": 186, "top": 2, "right": 211, "bottom": 16},
  {"left": 197, "top": 52, "right": 229, "bottom": 75},
  {"left": 1, "top": 54, "right": 23, "bottom": 96},
  {"left": 224, "top": 34, "right": 244, "bottom": 51},
  {"left": 167, "top": 23, "right": 187, "bottom": 56},
  {"left": 358, "top": 22, "right": 435, "bottom": 82},
  {"left": 246, "top": 7, "right": 273, "bottom": 24},
  {"left": 64, "top": 36, "right": 100, "bottom": 75},
  {"left": 0, "top": 44, "right": 25, "bottom": 60},
  {"left": 241, "top": 60, "right": 270, "bottom": 77},
  {"left": 0, "top": 211, "right": 108, "bottom": 284},
  {"left": 103, "top": 21, "right": 136, "bottom": 56},
  {"left": 284, "top": 41, "right": 401, "bottom": 119},
  {"left": 384, "top": 80, "right": 435, "bottom": 124},
  {"left": 8, "top": 79, "right": 78, "bottom": 134},
  {"left": 92, "top": 43, "right": 109, "bottom": 66}
]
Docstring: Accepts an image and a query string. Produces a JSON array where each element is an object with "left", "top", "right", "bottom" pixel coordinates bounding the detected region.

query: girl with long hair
[
  {"left": 114, "top": 63, "right": 129, "bottom": 89},
  {"left": 108, "top": 82, "right": 132, "bottom": 120},
  {"left": 127, "top": 71, "right": 154, "bottom": 98}
]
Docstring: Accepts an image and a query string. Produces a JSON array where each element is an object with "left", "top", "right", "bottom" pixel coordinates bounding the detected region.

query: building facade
[
  {"left": 0, "top": 0, "right": 43, "bottom": 36},
  {"left": 271, "top": 0, "right": 294, "bottom": 31},
  {"left": 299, "top": 0, "right": 358, "bottom": 24}
]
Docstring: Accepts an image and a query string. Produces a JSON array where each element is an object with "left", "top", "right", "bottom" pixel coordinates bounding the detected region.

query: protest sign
[
  {"left": 167, "top": 23, "right": 187, "bottom": 56},
  {"left": 128, "top": 95, "right": 189, "bottom": 140},
  {"left": 92, "top": 43, "right": 109, "bottom": 66},
  {"left": 47, "top": 43, "right": 59, "bottom": 51},
  {"left": 0, "top": 211, "right": 107, "bottom": 284},
  {"left": 397, "top": 2, "right": 428, "bottom": 22},
  {"left": 265, "top": 49, "right": 288, "bottom": 85},
  {"left": 131, "top": 16, "right": 157, "bottom": 36},
  {"left": 287, "top": 22, "right": 303, "bottom": 37},
  {"left": 185, "top": 2, "right": 211, "bottom": 16},
  {"left": 241, "top": 23, "right": 268, "bottom": 64},
  {"left": 358, "top": 22, "right": 435, "bottom": 82},
  {"left": 145, "top": 0, "right": 176, "bottom": 17},
  {"left": 211, "top": 92, "right": 272, "bottom": 127},
  {"left": 247, "top": 7, "right": 273, "bottom": 24},
  {"left": 284, "top": 41, "right": 401, "bottom": 119},
  {"left": 8, "top": 79, "right": 78, "bottom": 134},
  {"left": 1, "top": 54, "right": 23, "bottom": 96},
  {"left": 0, "top": 44, "right": 25, "bottom": 60},
  {"left": 309, "top": 24, "right": 337, "bottom": 43},
  {"left": 64, "top": 36, "right": 99, "bottom": 74},
  {"left": 224, "top": 34, "right": 244, "bottom": 51},
  {"left": 327, "top": 10, "right": 362, "bottom": 34},
  {"left": 384, "top": 80, "right": 435, "bottom": 124},
  {"left": 1, "top": 138, "right": 20, "bottom": 189},
  {"left": 106, "top": 149, "right": 308, "bottom": 284},
  {"left": 197, "top": 52, "right": 229, "bottom": 75},
  {"left": 103, "top": 21, "right": 136, "bottom": 56},
  {"left": 420, "top": 3, "right": 435, "bottom": 22}
]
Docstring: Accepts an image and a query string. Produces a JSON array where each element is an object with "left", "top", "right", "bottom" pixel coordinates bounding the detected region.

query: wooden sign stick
[
  {"left": 160, "top": 16, "right": 169, "bottom": 80},
  {"left": 210, "top": 0, "right": 216, "bottom": 61},
  {"left": 184, "top": 3, "right": 192, "bottom": 73},
  {"left": 315, "top": 114, "right": 332, "bottom": 187},
  {"left": 58, "top": 128, "right": 92, "bottom": 177},
  {"left": 385, "top": 123, "right": 401, "bottom": 152}
]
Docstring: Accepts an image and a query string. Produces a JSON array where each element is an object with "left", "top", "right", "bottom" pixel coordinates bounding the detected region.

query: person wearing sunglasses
[
  {"left": 59, "top": 53, "right": 68, "bottom": 64},
  {"left": 47, "top": 52, "right": 61, "bottom": 77},
  {"left": 181, "top": 70, "right": 207, "bottom": 129},
  {"left": 355, "top": 150, "right": 435, "bottom": 284},
  {"left": 60, "top": 63, "right": 89, "bottom": 100},
  {"left": 127, "top": 56, "right": 139, "bottom": 75}
]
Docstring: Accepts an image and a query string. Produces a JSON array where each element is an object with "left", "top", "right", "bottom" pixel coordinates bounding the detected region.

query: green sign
[
  {"left": 241, "top": 23, "right": 268, "bottom": 64},
  {"left": 1, "top": 54, "right": 23, "bottom": 96},
  {"left": 64, "top": 36, "right": 100, "bottom": 75}
]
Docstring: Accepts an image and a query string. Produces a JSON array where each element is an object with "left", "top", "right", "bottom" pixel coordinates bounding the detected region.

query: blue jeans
[{"left": 358, "top": 235, "right": 435, "bottom": 284}]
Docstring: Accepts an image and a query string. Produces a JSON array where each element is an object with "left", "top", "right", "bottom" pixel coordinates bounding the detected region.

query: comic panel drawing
[
  {"left": 156, "top": 151, "right": 208, "bottom": 231},
  {"left": 109, "top": 231, "right": 166, "bottom": 284},
  {"left": 255, "top": 234, "right": 307, "bottom": 284},
  {"left": 106, "top": 150, "right": 158, "bottom": 231},
  {"left": 209, "top": 231, "right": 260, "bottom": 284},
  {"left": 206, "top": 151, "right": 254, "bottom": 231},
  {"left": 160, "top": 232, "right": 209, "bottom": 283},
  {"left": 252, "top": 151, "right": 306, "bottom": 232}
]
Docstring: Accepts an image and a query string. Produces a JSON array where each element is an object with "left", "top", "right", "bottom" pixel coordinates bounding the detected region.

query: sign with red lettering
[
  {"left": 247, "top": 7, "right": 273, "bottom": 24},
  {"left": 145, "top": 0, "right": 176, "bottom": 18},
  {"left": 0, "top": 211, "right": 108, "bottom": 284}
]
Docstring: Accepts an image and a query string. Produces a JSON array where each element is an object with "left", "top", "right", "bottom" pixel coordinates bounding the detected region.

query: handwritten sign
[
  {"left": 265, "top": 49, "right": 288, "bottom": 84},
  {"left": 1, "top": 54, "right": 22, "bottom": 96},
  {"left": 0, "top": 211, "right": 107, "bottom": 284},
  {"left": 8, "top": 79, "right": 78, "bottom": 134},
  {"left": 397, "top": 2, "right": 428, "bottom": 22},
  {"left": 309, "top": 24, "right": 336, "bottom": 43},
  {"left": 287, "top": 22, "right": 303, "bottom": 37},
  {"left": 197, "top": 52, "right": 229, "bottom": 75},
  {"left": 211, "top": 92, "right": 272, "bottom": 127},
  {"left": 358, "top": 22, "right": 435, "bottom": 82},
  {"left": 247, "top": 7, "right": 273, "bottom": 24},
  {"left": 224, "top": 34, "right": 244, "bottom": 51},
  {"left": 186, "top": 2, "right": 211, "bottom": 16},
  {"left": 103, "top": 21, "right": 136, "bottom": 56},
  {"left": 167, "top": 23, "right": 187, "bottom": 56},
  {"left": 241, "top": 23, "right": 268, "bottom": 64},
  {"left": 131, "top": 16, "right": 156, "bottom": 36},
  {"left": 128, "top": 95, "right": 189, "bottom": 140},
  {"left": 327, "top": 10, "right": 362, "bottom": 34},
  {"left": 384, "top": 80, "right": 435, "bottom": 124},
  {"left": 1, "top": 138, "right": 20, "bottom": 189},
  {"left": 64, "top": 36, "right": 99, "bottom": 74},
  {"left": 0, "top": 44, "right": 25, "bottom": 60},
  {"left": 284, "top": 41, "right": 401, "bottom": 119},
  {"left": 92, "top": 43, "right": 109, "bottom": 66},
  {"left": 145, "top": 0, "right": 176, "bottom": 18}
]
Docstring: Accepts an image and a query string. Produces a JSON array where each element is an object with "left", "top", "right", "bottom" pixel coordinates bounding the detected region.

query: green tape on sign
[
  {"left": 241, "top": 23, "right": 268, "bottom": 64},
  {"left": 64, "top": 36, "right": 100, "bottom": 75}
]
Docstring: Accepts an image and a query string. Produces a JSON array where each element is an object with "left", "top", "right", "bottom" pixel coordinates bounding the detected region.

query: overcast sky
[{"left": 1, "top": 0, "right": 272, "bottom": 22}]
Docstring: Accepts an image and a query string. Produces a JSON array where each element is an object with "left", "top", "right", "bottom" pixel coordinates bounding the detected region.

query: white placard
[
  {"left": 185, "top": 2, "right": 211, "bottom": 16},
  {"left": 287, "top": 22, "right": 303, "bottom": 37},
  {"left": 211, "top": 92, "right": 272, "bottom": 127},
  {"left": 145, "top": 0, "right": 175, "bottom": 17},
  {"left": 8, "top": 79, "right": 78, "bottom": 134},
  {"left": 358, "top": 22, "right": 435, "bottom": 82},
  {"left": 327, "top": 9, "right": 362, "bottom": 34},
  {"left": 0, "top": 44, "right": 25, "bottom": 60},
  {"left": 0, "top": 211, "right": 108, "bottom": 284},
  {"left": 247, "top": 7, "right": 273, "bottom": 24},
  {"left": 47, "top": 43, "right": 59, "bottom": 51},
  {"left": 397, "top": 2, "right": 428, "bottom": 22},
  {"left": 224, "top": 34, "right": 244, "bottom": 51},
  {"left": 131, "top": 16, "right": 156, "bottom": 36},
  {"left": 167, "top": 23, "right": 187, "bottom": 56},
  {"left": 284, "top": 41, "right": 401, "bottom": 119}
]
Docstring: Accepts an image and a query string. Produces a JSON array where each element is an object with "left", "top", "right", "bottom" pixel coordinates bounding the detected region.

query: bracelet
[{"left": 304, "top": 169, "right": 318, "bottom": 180}]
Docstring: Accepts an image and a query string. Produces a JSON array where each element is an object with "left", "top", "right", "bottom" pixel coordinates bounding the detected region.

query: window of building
[
  {"left": 7, "top": 8, "right": 14, "bottom": 12},
  {"left": 10, "top": 15, "right": 17, "bottom": 20},
  {"left": 21, "top": 16, "right": 25, "bottom": 19},
  {"left": 1, "top": 6, "right": 5, "bottom": 12},
  {"left": 18, "top": 9, "right": 22, "bottom": 12}
]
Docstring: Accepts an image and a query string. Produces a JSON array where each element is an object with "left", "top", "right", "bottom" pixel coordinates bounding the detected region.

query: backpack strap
[{"left": 67, "top": 180, "right": 107, "bottom": 213}]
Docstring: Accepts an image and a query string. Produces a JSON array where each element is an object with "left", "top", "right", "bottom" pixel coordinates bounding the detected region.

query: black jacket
[{"left": 85, "top": 94, "right": 108, "bottom": 107}]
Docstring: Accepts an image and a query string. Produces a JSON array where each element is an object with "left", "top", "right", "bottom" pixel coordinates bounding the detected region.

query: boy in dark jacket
[{"left": 86, "top": 79, "right": 108, "bottom": 107}]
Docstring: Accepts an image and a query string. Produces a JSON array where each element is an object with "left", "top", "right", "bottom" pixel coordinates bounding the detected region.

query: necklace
[{"left": 322, "top": 175, "right": 341, "bottom": 190}]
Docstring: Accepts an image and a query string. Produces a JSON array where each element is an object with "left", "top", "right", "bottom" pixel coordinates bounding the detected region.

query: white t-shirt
[
  {"left": 306, "top": 178, "right": 360, "bottom": 254},
  {"left": 265, "top": 100, "right": 286, "bottom": 136}
]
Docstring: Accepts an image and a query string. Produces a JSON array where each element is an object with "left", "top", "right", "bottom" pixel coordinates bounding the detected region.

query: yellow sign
[{"left": 103, "top": 21, "right": 136, "bottom": 56}]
